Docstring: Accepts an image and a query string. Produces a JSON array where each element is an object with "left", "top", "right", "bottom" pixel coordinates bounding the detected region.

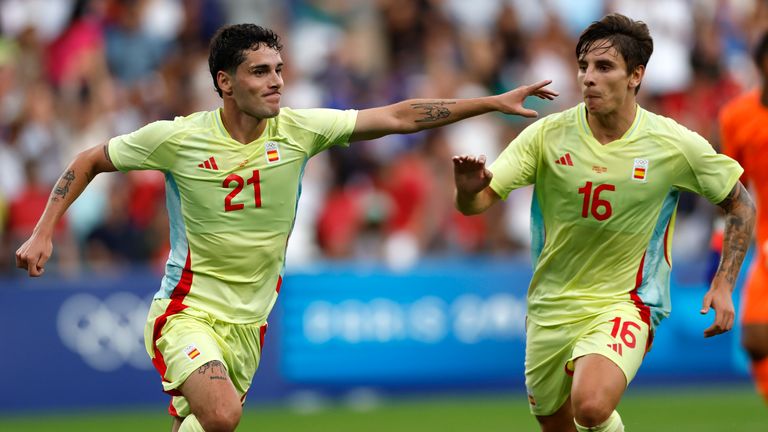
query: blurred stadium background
[{"left": 1, "top": 0, "right": 767, "bottom": 430}]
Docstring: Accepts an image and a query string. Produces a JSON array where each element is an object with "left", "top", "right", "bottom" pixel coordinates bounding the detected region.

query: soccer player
[
  {"left": 15, "top": 24, "right": 557, "bottom": 432},
  {"left": 719, "top": 31, "right": 768, "bottom": 405},
  {"left": 453, "top": 13, "right": 755, "bottom": 432}
]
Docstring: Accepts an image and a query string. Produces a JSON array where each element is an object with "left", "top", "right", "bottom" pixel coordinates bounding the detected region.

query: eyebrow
[
  {"left": 578, "top": 57, "right": 617, "bottom": 66},
  {"left": 250, "top": 62, "right": 284, "bottom": 69}
]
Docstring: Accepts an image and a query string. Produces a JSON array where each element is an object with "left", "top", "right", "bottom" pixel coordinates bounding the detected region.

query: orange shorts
[{"left": 741, "top": 256, "right": 768, "bottom": 324}]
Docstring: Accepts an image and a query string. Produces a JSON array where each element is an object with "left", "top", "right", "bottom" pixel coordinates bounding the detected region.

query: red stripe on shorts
[
  {"left": 260, "top": 323, "right": 268, "bottom": 349},
  {"left": 151, "top": 247, "right": 194, "bottom": 400},
  {"left": 630, "top": 250, "right": 653, "bottom": 355}
]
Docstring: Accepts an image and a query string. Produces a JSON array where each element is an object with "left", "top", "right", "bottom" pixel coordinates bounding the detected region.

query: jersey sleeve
[
  {"left": 488, "top": 118, "right": 544, "bottom": 200},
  {"left": 108, "top": 119, "right": 182, "bottom": 171},
  {"left": 280, "top": 108, "right": 358, "bottom": 157},
  {"left": 674, "top": 127, "right": 743, "bottom": 204}
]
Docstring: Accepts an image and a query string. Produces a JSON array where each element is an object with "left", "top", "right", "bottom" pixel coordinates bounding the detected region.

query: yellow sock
[
  {"left": 574, "top": 410, "right": 624, "bottom": 432},
  {"left": 178, "top": 414, "right": 205, "bottom": 432}
]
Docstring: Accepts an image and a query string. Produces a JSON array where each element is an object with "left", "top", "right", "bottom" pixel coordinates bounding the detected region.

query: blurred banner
[
  {"left": 0, "top": 258, "right": 750, "bottom": 413},
  {"left": 280, "top": 260, "right": 529, "bottom": 385}
]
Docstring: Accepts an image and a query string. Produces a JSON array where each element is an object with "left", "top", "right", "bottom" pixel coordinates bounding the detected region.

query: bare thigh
[
  {"left": 180, "top": 360, "right": 242, "bottom": 430},
  {"left": 536, "top": 396, "right": 576, "bottom": 432},
  {"left": 570, "top": 354, "right": 626, "bottom": 426}
]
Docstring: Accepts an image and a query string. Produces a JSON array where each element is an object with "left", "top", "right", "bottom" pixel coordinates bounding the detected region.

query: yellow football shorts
[
  {"left": 524, "top": 304, "right": 652, "bottom": 416},
  {"left": 144, "top": 298, "right": 267, "bottom": 417}
]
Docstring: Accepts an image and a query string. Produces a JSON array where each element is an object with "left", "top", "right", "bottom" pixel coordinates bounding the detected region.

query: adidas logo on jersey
[
  {"left": 198, "top": 156, "right": 219, "bottom": 170},
  {"left": 555, "top": 153, "right": 573, "bottom": 166},
  {"left": 607, "top": 342, "right": 623, "bottom": 356}
]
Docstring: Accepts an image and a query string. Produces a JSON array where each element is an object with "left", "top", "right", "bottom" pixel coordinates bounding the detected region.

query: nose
[
  {"left": 270, "top": 71, "right": 283, "bottom": 89},
  {"left": 581, "top": 67, "right": 595, "bottom": 87}
]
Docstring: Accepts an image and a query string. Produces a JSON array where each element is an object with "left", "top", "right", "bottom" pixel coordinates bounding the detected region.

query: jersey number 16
[{"left": 577, "top": 181, "right": 615, "bottom": 221}]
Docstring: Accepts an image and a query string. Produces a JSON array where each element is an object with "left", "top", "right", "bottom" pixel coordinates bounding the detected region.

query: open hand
[
  {"left": 453, "top": 155, "right": 493, "bottom": 195},
  {"left": 496, "top": 80, "right": 559, "bottom": 118}
]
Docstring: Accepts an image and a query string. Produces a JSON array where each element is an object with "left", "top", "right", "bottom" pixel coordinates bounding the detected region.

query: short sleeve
[
  {"left": 488, "top": 119, "right": 544, "bottom": 200},
  {"left": 108, "top": 119, "right": 181, "bottom": 171},
  {"left": 674, "top": 128, "right": 743, "bottom": 204},
  {"left": 278, "top": 108, "right": 358, "bottom": 157}
]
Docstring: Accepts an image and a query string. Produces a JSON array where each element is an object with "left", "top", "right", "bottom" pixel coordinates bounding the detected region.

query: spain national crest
[
  {"left": 265, "top": 141, "right": 281, "bottom": 163},
  {"left": 632, "top": 158, "right": 649, "bottom": 182},
  {"left": 184, "top": 344, "right": 201, "bottom": 361}
]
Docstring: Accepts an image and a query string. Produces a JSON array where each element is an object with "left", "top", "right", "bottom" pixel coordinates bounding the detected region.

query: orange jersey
[
  {"left": 720, "top": 90, "right": 768, "bottom": 248},
  {"left": 720, "top": 89, "right": 768, "bottom": 324}
]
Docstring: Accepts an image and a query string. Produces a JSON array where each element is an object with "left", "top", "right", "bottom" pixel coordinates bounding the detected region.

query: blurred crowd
[{"left": 1, "top": 0, "right": 767, "bottom": 275}]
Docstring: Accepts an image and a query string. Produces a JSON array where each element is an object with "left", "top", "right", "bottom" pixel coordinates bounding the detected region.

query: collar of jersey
[
  {"left": 212, "top": 108, "right": 271, "bottom": 144},
  {"left": 577, "top": 103, "right": 644, "bottom": 145}
]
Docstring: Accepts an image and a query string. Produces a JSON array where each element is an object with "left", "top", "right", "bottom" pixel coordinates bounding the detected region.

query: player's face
[
  {"left": 577, "top": 40, "right": 641, "bottom": 116},
  {"left": 228, "top": 48, "right": 284, "bottom": 119}
]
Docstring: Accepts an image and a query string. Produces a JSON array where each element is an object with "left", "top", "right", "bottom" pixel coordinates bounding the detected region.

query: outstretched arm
[
  {"left": 15, "top": 143, "right": 117, "bottom": 276},
  {"left": 349, "top": 80, "right": 558, "bottom": 142},
  {"left": 701, "top": 181, "right": 755, "bottom": 337},
  {"left": 453, "top": 155, "right": 501, "bottom": 215}
]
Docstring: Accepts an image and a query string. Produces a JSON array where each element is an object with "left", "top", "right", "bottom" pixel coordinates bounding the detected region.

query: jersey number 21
[{"left": 223, "top": 170, "right": 262, "bottom": 212}]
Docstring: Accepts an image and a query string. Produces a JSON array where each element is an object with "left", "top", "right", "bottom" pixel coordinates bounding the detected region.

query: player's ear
[
  {"left": 217, "top": 70, "right": 234, "bottom": 96},
  {"left": 628, "top": 65, "right": 644, "bottom": 91}
]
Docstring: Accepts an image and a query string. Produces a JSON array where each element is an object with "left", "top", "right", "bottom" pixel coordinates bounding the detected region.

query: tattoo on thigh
[{"left": 197, "top": 360, "right": 229, "bottom": 381}]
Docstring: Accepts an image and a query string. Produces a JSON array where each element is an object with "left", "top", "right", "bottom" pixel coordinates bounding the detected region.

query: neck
[
  {"left": 220, "top": 100, "right": 268, "bottom": 144},
  {"left": 586, "top": 102, "right": 637, "bottom": 145}
]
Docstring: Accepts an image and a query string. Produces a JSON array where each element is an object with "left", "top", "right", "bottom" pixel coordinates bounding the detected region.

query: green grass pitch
[{"left": 1, "top": 385, "right": 765, "bottom": 431}]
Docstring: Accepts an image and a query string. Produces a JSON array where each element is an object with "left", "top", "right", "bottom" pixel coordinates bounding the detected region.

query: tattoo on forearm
[
  {"left": 716, "top": 184, "right": 755, "bottom": 284},
  {"left": 197, "top": 360, "right": 229, "bottom": 382},
  {"left": 103, "top": 144, "right": 112, "bottom": 164},
  {"left": 52, "top": 170, "right": 76, "bottom": 202},
  {"left": 411, "top": 101, "right": 455, "bottom": 123}
]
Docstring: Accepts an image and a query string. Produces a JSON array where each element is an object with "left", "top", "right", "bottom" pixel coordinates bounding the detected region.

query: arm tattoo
[
  {"left": 411, "top": 101, "right": 455, "bottom": 123},
  {"left": 197, "top": 360, "right": 229, "bottom": 381},
  {"left": 103, "top": 143, "right": 112, "bottom": 164},
  {"left": 716, "top": 183, "right": 755, "bottom": 284},
  {"left": 52, "top": 170, "right": 76, "bottom": 202}
]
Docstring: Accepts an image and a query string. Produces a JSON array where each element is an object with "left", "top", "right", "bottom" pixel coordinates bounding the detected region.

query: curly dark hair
[
  {"left": 208, "top": 24, "right": 283, "bottom": 98},
  {"left": 575, "top": 13, "right": 654, "bottom": 94}
]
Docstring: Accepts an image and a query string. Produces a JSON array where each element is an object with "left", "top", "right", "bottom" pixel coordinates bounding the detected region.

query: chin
[
  {"left": 585, "top": 102, "right": 603, "bottom": 115},
  {"left": 257, "top": 106, "right": 281, "bottom": 118}
]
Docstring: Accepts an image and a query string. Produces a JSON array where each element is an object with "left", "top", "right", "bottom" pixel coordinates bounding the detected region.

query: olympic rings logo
[{"left": 57, "top": 292, "right": 154, "bottom": 372}]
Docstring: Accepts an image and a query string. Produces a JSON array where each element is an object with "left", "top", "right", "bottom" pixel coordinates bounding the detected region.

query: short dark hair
[
  {"left": 753, "top": 32, "right": 768, "bottom": 71},
  {"left": 575, "top": 13, "right": 653, "bottom": 93},
  {"left": 208, "top": 24, "right": 283, "bottom": 98}
]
